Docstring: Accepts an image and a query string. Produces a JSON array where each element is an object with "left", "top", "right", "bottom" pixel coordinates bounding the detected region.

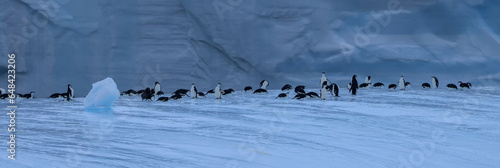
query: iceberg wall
[{"left": 1, "top": 0, "right": 499, "bottom": 97}]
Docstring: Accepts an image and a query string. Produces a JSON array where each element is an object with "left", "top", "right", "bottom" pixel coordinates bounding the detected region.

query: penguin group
[{"left": 1, "top": 74, "right": 474, "bottom": 103}]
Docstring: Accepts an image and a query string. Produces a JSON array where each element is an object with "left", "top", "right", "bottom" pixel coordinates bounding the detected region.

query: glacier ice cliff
[{"left": 1, "top": 0, "right": 500, "bottom": 97}]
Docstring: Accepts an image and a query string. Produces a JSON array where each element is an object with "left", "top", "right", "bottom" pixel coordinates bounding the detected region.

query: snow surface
[
  {"left": 1, "top": 87, "right": 499, "bottom": 167},
  {"left": 83, "top": 77, "right": 120, "bottom": 110},
  {"left": 1, "top": 0, "right": 500, "bottom": 97}
]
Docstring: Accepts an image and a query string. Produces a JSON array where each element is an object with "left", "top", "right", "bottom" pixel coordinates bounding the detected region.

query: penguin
[
  {"left": 405, "top": 82, "right": 411, "bottom": 88},
  {"left": 388, "top": 84, "right": 397, "bottom": 89},
  {"left": 215, "top": 83, "right": 222, "bottom": 99},
  {"left": 222, "top": 89, "right": 235, "bottom": 95},
  {"left": 306, "top": 92, "right": 320, "bottom": 98},
  {"left": 447, "top": 84, "right": 458, "bottom": 90},
  {"left": 276, "top": 93, "right": 288, "bottom": 99},
  {"left": 373, "top": 82, "right": 384, "bottom": 88},
  {"left": 282, "top": 84, "right": 292, "bottom": 91},
  {"left": 154, "top": 81, "right": 161, "bottom": 96},
  {"left": 173, "top": 89, "right": 190, "bottom": 96},
  {"left": 122, "top": 89, "right": 137, "bottom": 96},
  {"left": 50, "top": 93, "right": 61, "bottom": 98},
  {"left": 19, "top": 92, "right": 35, "bottom": 99},
  {"left": 458, "top": 81, "right": 471, "bottom": 89},
  {"left": 0, "top": 88, "right": 5, "bottom": 95},
  {"left": 422, "top": 83, "right": 431, "bottom": 88},
  {"left": 0, "top": 94, "right": 9, "bottom": 99},
  {"left": 350, "top": 75, "right": 358, "bottom": 95},
  {"left": 359, "top": 83, "right": 370, "bottom": 88},
  {"left": 141, "top": 88, "right": 153, "bottom": 101},
  {"left": 294, "top": 85, "right": 305, "bottom": 94},
  {"left": 68, "top": 84, "right": 74, "bottom": 98},
  {"left": 206, "top": 89, "right": 215, "bottom": 94},
  {"left": 432, "top": 76, "right": 439, "bottom": 88},
  {"left": 320, "top": 72, "right": 327, "bottom": 88},
  {"left": 190, "top": 83, "right": 198, "bottom": 98},
  {"left": 253, "top": 89, "right": 268, "bottom": 94},
  {"left": 293, "top": 94, "right": 307, "bottom": 100},
  {"left": 156, "top": 91, "right": 164, "bottom": 96},
  {"left": 365, "top": 76, "right": 372, "bottom": 87},
  {"left": 260, "top": 80, "right": 269, "bottom": 89},
  {"left": 197, "top": 92, "right": 206, "bottom": 98},
  {"left": 244, "top": 86, "right": 253, "bottom": 92},
  {"left": 347, "top": 83, "right": 352, "bottom": 92},
  {"left": 137, "top": 90, "right": 145, "bottom": 95},
  {"left": 157, "top": 97, "right": 169, "bottom": 102},
  {"left": 170, "top": 93, "right": 183, "bottom": 100},
  {"left": 320, "top": 82, "right": 328, "bottom": 100},
  {"left": 398, "top": 76, "right": 406, "bottom": 90},
  {"left": 331, "top": 83, "right": 339, "bottom": 97}
]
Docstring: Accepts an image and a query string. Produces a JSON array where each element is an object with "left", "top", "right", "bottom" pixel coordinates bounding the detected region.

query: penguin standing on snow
[
  {"left": 432, "top": 76, "right": 439, "bottom": 89},
  {"left": 320, "top": 81, "right": 328, "bottom": 100},
  {"left": 260, "top": 80, "right": 269, "bottom": 89},
  {"left": 331, "top": 83, "right": 339, "bottom": 97},
  {"left": 350, "top": 75, "right": 358, "bottom": 95},
  {"left": 398, "top": 76, "right": 406, "bottom": 90},
  {"left": 68, "top": 84, "right": 74, "bottom": 98},
  {"left": 365, "top": 76, "right": 372, "bottom": 87},
  {"left": 66, "top": 84, "right": 74, "bottom": 101},
  {"left": 215, "top": 83, "right": 222, "bottom": 99},
  {"left": 190, "top": 83, "right": 198, "bottom": 98},
  {"left": 320, "top": 72, "right": 327, "bottom": 88},
  {"left": 153, "top": 81, "right": 164, "bottom": 96}
]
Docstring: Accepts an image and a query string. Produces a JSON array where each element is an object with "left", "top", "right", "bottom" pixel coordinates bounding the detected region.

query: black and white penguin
[
  {"left": 260, "top": 80, "right": 269, "bottom": 89},
  {"left": 405, "top": 82, "right": 411, "bottom": 88},
  {"left": 422, "top": 83, "right": 431, "bottom": 88},
  {"left": 137, "top": 89, "right": 145, "bottom": 95},
  {"left": 293, "top": 94, "right": 307, "bottom": 100},
  {"left": 432, "top": 76, "right": 439, "bottom": 89},
  {"left": 0, "top": 94, "right": 9, "bottom": 99},
  {"left": 197, "top": 92, "right": 206, "bottom": 98},
  {"left": 190, "top": 83, "right": 198, "bottom": 98},
  {"left": 320, "top": 82, "right": 328, "bottom": 100},
  {"left": 253, "top": 88, "right": 268, "bottom": 94},
  {"left": 350, "top": 75, "right": 358, "bottom": 95},
  {"left": 306, "top": 92, "right": 320, "bottom": 98},
  {"left": 282, "top": 84, "right": 292, "bottom": 91},
  {"left": 398, "top": 76, "right": 406, "bottom": 90},
  {"left": 121, "top": 89, "right": 137, "bottom": 96},
  {"left": 373, "top": 82, "right": 384, "bottom": 88},
  {"left": 447, "top": 84, "right": 458, "bottom": 90},
  {"left": 347, "top": 83, "right": 352, "bottom": 92},
  {"left": 68, "top": 84, "right": 74, "bottom": 98},
  {"left": 154, "top": 81, "right": 161, "bottom": 96},
  {"left": 244, "top": 86, "right": 253, "bottom": 92},
  {"left": 141, "top": 88, "right": 153, "bottom": 101},
  {"left": 173, "top": 89, "right": 190, "bottom": 96},
  {"left": 359, "top": 83, "right": 370, "bottom": 88},
  {"left": 157, "top": 97, "right": 169, "bottom": 102},
  {"left": 19, "top": 92, "right": 35, "bottom": 99},
  {"left": 50, "top": 93, "right": 61, "bottom": 98},
  {"left": 215, "top": 83, "right": 222, "bottom": 99},
  {"left": 206, "top": 89, "right": 215, "bottom": 94},
  {"left": 170, "top": 93, "right": 183, "bottom": 100},
  {"left": 388, "top": 84, "right": 397, "bottom": 89},
  {"left": 276, "top": 93, "right": 288, "bottom": 99},
  {"left": 223, "top": 88, "right": 235, "bottom": 95},
  {"left": 0, "top": 88, "right": 5, "bottom": 95},
  {"left": 365, "top": 76, "right": 372, "bottom": 87},
  {"left": 294, "top": 85, "right": 306, "bottom": 94},
  {"left": 330, "top": 83, "right": 339, "bottom": 97},
  {"left": 320, "top": 72, "right": 327, "bottom": 88},
  {"left": 458, "top": 81, "right": 471, "bottom": 89}
]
